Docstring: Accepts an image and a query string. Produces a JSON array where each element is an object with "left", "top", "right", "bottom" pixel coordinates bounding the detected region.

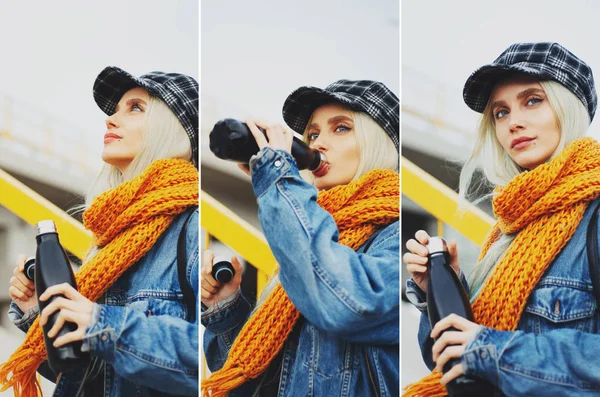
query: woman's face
[
  {"left": 490, "top": 76, "right": 560, "bottom": 170},
  {"left": 306, "top": 103, "right": 360, "bottom": 190},
  {"left": 102, "top": 87, "right": 148, "bottom": 172}
]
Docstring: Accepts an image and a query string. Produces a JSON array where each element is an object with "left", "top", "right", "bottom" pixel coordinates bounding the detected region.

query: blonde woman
[
  {"left": 201, "top": 80, "right": 400, "bottom": 396},
  {"left": 4, "top": 67, "right": 199, "bottom": 397},
  {"left": 404, "top": 42, "right": 600, "bottom": 396}
]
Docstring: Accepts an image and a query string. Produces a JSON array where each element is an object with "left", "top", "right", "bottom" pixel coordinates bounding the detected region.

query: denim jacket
[
  {"left": 8, "top": 208, "right": 199, "bottom": 397},
  {"left": 202, "top": 148, "right": 400, "bottom": 397},
  {"left": 406, "top": 197, "right": 600, "bottom": 396}
]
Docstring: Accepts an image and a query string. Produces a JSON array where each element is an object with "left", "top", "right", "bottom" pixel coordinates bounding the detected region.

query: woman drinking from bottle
[
  {"left": 3, "top": 67, "right": 199, "bottom": 396},
  {"left": 201, "top": 80, "right": 400, "bottom": 396},
  {"left": 404, "top": 42, "right": 600, "bottom": 396}
]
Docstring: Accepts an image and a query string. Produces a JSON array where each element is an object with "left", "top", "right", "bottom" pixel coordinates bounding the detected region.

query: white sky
[
  {"left": 201, "top": 0, "right": 399, "bottom": 125},
  {"left": 0, "top": 0, "right": 198, "bottom": 169},
  {"left": 402, "top": 0, "right": 600, "bottom": 138}
]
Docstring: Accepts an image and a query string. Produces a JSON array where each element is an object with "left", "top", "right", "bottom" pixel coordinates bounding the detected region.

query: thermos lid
[
  {"left": 426, "top": 236, "right": 448, "bottom": 255},
  {"left": 35, "top": 220, "right": 57, "bottom": 236}
]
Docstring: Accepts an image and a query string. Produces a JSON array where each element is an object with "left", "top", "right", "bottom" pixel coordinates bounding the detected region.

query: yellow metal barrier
[
  {"left": 0, "top": 168, "right": 92, "bottom": 259},
  {"left": 402, "top": 157, "right": 494, "bottom": 246}
]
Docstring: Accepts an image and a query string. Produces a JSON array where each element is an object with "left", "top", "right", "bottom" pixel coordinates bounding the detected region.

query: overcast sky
[
  {"left": 403, "top": 0, "right": 600, "bottom": 139},
  {"left": 201, "top": 0, "right": 399, "bottom": 126},
  {"left": 0, "top": 1, "right": 198, "bottom": 169}
]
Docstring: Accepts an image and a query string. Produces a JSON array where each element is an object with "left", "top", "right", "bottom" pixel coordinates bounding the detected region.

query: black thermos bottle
[
  {"left": 212, "top": 255, "right": 235, "bottom": 283},
  {"left": 34, "top": 220, "right": 90, "bottom": 373},
  {"left": 426, "top": 237, "right": 494, "bottom": 396},
  {"left": 209, "top": 118, "right": 328, "bottom": 171}
]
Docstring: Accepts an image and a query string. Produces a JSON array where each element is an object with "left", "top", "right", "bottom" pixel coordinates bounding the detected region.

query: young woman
[
  {"left": 404, "top": 42, "right": 600, "bottom": 396},
  {"left": 3, "top": 66, "right": 199, "bottom": 397},
  {"left": 201, "top": 80, "right": 400, "bottom": 396}
]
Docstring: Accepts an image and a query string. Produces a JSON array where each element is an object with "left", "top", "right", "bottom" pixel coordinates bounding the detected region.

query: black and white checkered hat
[
  {"left": 93, "top": 66, "right": 199, "bottom": 166},
  {"left": 282, "top": 80, "right": 399, "bottom": 152},
  {"left": 463, "top": 42, "right": 597, "bottom": 121}
]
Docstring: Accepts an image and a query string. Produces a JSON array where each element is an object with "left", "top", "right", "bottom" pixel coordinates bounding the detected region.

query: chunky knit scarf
[
  {"left": 202, "top": 168, "right": 400, "bottom": 397},
  {"left": 404, "top": 137, "right": 600, "bottom": 396},
  {"left": 0, "top": 158, "right": 199, "bottom": 397}
]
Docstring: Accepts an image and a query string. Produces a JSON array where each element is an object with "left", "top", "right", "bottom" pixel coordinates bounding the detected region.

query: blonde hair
[
  {"left": 76, "top": 94, "right": 192, "bottom": 211},
  {"left": 252, "top": 107, "right": 398, "bottom": 312},
  {"left": 459, "top": 78, "right": 590, "bottom": 298}
]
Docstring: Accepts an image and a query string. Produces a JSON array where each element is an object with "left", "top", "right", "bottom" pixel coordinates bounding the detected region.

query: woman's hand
[
  {"left": 431, "top": 314, "right": 481, "bottom": 385},
  {"left": 246, "top": 119, "right": 294, "bottom": 154},
  {"left": 39, "top": 283, "right": 94, "bottom": 348},
  {"left": 201, "top": 250, "right": 243, "bottom": 308},
  {"left": 403, "top": 230, "right": 460, "bottom": 293},
  {"left": 9, "top": 254, "right": 37, "bottom": 313}
]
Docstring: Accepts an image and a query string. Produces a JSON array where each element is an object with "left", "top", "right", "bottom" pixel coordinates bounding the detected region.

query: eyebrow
[
  {"left": 491, "top": 88, "right": 545, "bottom": 110},
  {"left": 115, "top": 98, "right": 147, "bottom": 112},
  {"left": 307, "top": 115, "right": 353, "bottom": 130}
]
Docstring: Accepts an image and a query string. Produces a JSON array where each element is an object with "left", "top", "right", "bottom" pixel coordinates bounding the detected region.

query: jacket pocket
[
  {"left": 109, "top": 290, "right": 187, "bottom": 319},
  {"left": 523, "top": 280, "right": 597, "bottom": 334}
]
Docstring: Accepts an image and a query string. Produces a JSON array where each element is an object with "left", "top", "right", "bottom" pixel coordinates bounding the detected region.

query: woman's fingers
[
  {"left": 9, "top": 285, "right": 28, "bottom": 301},
  {"left": 245, "top": 119, "right": 269, "bottom": 149},
  {"left": 440, "top": 363, "right": 464, "bottom": 385},
  {"left": 405, "top": 238, "right": 429, "bottom": 257},
  {"left": 10, "top": 276, "right": 34, "bottom": 297},
  {"left": 414, "top": 230, "right": 431, "bottom": 246},
  {"left": 431, "top": 331, "right": 468, "bottom": 361},
  {"left": 435, "top": 345, "right": 465, "bottom": 374}
]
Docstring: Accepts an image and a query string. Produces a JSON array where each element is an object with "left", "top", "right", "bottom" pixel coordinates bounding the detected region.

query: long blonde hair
[
  {"left": 459, "top": 79, "right": 590, "bottom": 298},
  {"left": 252, "top": 108, "right": 398, "bottom": 312},
  {"left": 81, "top": 94, "right": 192, "bottom": 209}
]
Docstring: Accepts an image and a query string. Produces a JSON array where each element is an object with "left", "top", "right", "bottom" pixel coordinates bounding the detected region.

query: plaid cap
[
  {"left": 93, "top": 66, "right": 199, "bottom": 166},
  {"left": 282, "top": 80, "right": 399, "bottom": 152},
  {"left": 463, "top": 42, "right": 597, "bottom": 121}
]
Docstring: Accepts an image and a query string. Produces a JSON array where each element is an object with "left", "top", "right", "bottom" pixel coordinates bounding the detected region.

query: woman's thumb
[{"left": 447, "top": 240, "right": 460, "bottom": 273}]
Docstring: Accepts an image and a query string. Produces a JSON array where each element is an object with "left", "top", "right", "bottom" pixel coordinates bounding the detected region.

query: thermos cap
[
  {"left": 426, "top": 236, "right": 448, "bottom": 255},
  {"left": 35, "top": 220, "right": 57, "bottom": 236}
]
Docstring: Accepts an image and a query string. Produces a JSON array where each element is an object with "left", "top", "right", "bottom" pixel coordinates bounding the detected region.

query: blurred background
[
  {"left": 200, "top": 0, "right": 399, "bottom": 378},
  {"left": 402, "top": 0, "right": 600, "bottom": 387},
  {"left": 0, "top": 1, "right": 197, "bottom": 394}
]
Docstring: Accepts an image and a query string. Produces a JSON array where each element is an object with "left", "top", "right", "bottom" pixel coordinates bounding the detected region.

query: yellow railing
[
  {"left": 0, "top": 168, "right": 92, "bottom": 259},
  {"left": 401, "top": 157, "right": 494, "bottom": 245}
]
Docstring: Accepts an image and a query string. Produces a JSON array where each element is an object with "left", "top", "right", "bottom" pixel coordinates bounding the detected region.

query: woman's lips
[
  {"left": 511, "top": 137, "right": 535, "bottom": 150},
  {"left": 312, "top": 163, "right": 330, "bottom": 178}
]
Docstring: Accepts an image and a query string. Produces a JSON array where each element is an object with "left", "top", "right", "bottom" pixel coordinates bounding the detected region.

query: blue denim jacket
[
  {"left": 8, "top": 208, "right": 199, "bottom": 397},
  {"left": 202, "top": 148, "right": 400, "bottom": 397},
  {"left": 406, "top": 197, "right": 600, "bottom": 396}
]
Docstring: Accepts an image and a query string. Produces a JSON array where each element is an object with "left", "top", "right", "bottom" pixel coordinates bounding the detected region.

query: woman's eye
[
  {"left": 308, "top": 133, "right": 319, "bottom": 141},
  {"left": 494, "top": 109, "right": 508, "bottom": 119},
  {"left": 527, "top": 97, "right": 542, "bottom": 106},
  {"left": 131, "top": 104, "right": 143, "bottom": 112},
  {"left": 334, "top": 125, "right": 350, "bottom": 132}
]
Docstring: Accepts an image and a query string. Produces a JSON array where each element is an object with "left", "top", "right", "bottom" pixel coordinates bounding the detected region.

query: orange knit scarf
[
  {"left": 404, "top": 137, "right": 600, "bottom": 396},
  {"left": 202, "top": 168, "right": 399, "bottom": 397},
  {"left": 0, "top": 158, "right": 199, "bottom": 397}
]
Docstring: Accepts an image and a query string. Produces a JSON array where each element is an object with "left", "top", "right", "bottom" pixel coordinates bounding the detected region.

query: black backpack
[{"left": 177, "top": 207, "right": 197, "bottom": 322}]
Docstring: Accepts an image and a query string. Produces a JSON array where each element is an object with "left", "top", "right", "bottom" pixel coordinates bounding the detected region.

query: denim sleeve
[
  {"left": 201, "top": 289, "right": 252, "bottom": 372},
  {"left": 251, "top": 147, "right": 399, "bottom": 345},
  {"left": 462, "top": 327, "right": 600, "bottom": 395},
  {"left": 81, "top": 211, "right": 200, "bottom": 396},
  {"left": 8, "top": 301, "right": 39, "bottom": 333}
]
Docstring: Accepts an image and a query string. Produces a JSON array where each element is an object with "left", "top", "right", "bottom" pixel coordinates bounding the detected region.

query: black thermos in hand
[
  {"left": 35, "top": 220, "right": 90, "bottom": 373},
  {"left": 209, "top": 118, "right": 328, "bottom": 171},
  {"left": 426, "top": 237, "right": 494, "bottom": 396}
]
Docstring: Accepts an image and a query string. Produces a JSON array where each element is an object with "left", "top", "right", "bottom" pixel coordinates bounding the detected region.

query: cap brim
[
  {"left": 93, "top": 66, "right": 158, "bottom": 116},
  {"left": 463, "top": 64, "right": 544, "bottom": 113},
  {"left": 282, "top": 86, "right": 359, "bottom": 134}
]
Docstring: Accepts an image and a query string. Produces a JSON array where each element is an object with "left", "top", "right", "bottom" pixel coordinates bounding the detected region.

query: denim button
[
  {"left": 101, "top": 334, "right": 108, "bottom": 342},
  {"left": 480, "top": 350, "right": 488, "bottom": 359},
  {"left": 274, "top": 160, "right": 282, "bottom": 168}
]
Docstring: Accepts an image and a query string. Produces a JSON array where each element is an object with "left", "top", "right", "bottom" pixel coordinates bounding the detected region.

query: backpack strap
[
  {"left": 178, "top": 207, "right": 198, "bottom": 322},
  {"left": 585, "top": 199, "right": 600, "bottom": 309}
]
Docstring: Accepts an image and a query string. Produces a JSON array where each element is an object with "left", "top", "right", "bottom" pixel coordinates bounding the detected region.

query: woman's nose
[
  {"left": 105, "top": 113, "right": 119, "bottom": 129},
  {"left": 508, "top": 112, "right": 526, "bottom": 134}
]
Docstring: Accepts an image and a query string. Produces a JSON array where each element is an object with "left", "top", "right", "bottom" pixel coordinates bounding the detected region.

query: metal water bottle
[
  {"left": 209, "top": 118, "right": 328, "bottom": 171},
  {"left": 426, "top": 237, "right": 494, "bottom": 396},
  {"left": 212, "top": 256, "right": 235, "bottom": 284},
  {"left": 35, "top": 220, "right": 90, "bottom": 373}
]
